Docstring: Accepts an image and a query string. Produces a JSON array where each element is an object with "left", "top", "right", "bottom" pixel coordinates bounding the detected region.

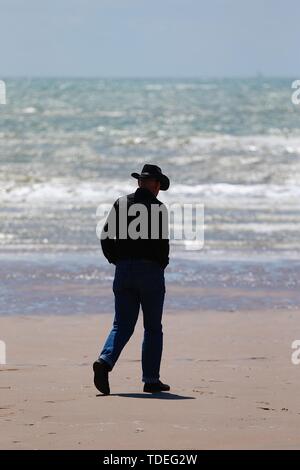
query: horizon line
[{"left": 0, "top": 75, "right": 298, "bottom": 81}]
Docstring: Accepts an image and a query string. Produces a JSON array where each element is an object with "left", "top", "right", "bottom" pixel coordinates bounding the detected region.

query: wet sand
[{"left": 1, "top": 307, "right": 300, "bottom": 449}]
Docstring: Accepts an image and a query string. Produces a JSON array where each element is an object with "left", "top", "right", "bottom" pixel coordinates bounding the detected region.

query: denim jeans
[{"left": 99, "top": 258, "right": 166, "bottom": 383}]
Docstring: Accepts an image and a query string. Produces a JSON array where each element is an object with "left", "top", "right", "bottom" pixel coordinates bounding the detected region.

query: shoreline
[{"left": 1, "top": 251, "right": 300, "bottom": 315}]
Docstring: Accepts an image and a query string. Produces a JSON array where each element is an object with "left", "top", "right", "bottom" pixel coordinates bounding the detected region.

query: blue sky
[{"left": 0, "top": 0, "right": 298, "bottom": 77}]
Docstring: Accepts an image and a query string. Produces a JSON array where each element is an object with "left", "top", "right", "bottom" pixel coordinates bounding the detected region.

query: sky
[{"left": 0, "top": 0, "right": 299, "bottom": 78}]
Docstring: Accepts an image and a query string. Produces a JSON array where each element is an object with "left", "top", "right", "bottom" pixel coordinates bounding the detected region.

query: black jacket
[{"left": 101, "top": 187, "right": 169, "bottom": 269}]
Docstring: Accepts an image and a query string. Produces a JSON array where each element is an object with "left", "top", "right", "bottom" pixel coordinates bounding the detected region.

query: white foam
[
  {"left": 22, "top": 107, "right": 37, "bottom": 114},
  {"left": 2, "top": 179, "right": 300, "bottom": 207}
]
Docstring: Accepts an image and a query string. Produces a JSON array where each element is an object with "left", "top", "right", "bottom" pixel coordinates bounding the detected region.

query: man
[{"left": 93, "top": 164, "right": 170, "bottom": 395}]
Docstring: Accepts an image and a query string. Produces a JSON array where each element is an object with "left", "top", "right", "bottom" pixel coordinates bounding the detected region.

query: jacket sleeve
[
  {"left": 100, "top": 199, "right": 119, "bottom": 265},
  {"left": 159, "top": 202, "right": 169, "bottom": 269},
  {"left": 160, "top": 238, "right": 169, "bottom": 269}
]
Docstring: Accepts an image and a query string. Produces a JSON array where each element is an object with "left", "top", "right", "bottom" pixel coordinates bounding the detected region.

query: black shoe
[
  {"left": 143, "top": 380, "right": 170, "bottom": 393},
  {"left": 93, "top": 360, "right": 110, "bottom": 395}
]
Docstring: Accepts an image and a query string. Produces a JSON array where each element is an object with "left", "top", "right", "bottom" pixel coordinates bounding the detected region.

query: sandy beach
[
  {"left": 1, "top": 0, "right": 300, "bottom": 455},
  {"left": 1, "top": 307, "right": 299, "bottom": 450}
]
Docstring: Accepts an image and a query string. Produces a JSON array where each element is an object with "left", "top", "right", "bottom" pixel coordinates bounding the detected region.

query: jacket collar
[{"left": 134, "top": 187, "right": 159, "bottom": 203}]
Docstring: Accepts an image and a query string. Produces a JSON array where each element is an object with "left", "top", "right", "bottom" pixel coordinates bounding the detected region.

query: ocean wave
[{"left": 1, "top": 179, "right": 300, "bottom": 206}]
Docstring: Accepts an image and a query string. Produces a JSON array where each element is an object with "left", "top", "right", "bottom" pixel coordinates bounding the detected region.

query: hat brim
[{"left": 131, "top": 172, "right": 169, "bottom": 191}]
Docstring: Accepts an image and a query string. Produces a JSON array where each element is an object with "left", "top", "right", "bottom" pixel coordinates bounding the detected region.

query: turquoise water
[
  {"left": 1, "top": 78, "right": 300, "bottom": 314},
  {"left": 1, "top": 77, "right": 300, "bottom": 255}
]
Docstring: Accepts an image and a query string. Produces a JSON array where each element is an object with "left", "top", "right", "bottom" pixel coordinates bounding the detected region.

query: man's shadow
[{"left": 96, "top": 392, "right": 195, "bottom": 400}]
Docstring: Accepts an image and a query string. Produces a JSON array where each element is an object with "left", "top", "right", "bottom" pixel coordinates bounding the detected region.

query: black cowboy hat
[{"left": 131, "top": 164, "right": 170, "bottom": 191}]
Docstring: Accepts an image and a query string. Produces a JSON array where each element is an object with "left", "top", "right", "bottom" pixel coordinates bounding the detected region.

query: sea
[{"left": 1, "top": 77, "right": 300, "bottom": 314}]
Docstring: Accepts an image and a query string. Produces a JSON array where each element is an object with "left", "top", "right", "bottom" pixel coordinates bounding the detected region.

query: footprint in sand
[
  {"left": 0, "top": 407, "right": 14, "bottom": 417},
  {"left": 192, "top": 389, "right": 214, "bottom": 395},
  {"left": 257, "top": 407, "right": 276, "bottom": 411}
]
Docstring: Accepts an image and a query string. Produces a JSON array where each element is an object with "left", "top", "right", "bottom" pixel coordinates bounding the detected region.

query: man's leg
[
  {"left": 140, "top": 269, "right": 165, "bottom": 383},
  {"left": 98, "top": 272, "right": 140, "bottom": 370}
]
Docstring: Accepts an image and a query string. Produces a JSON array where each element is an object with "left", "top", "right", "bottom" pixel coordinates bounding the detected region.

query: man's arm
[
  {"left": 158, "top": 202, "right": 169, "bottom": 269},
  {"left": 100, "top": 198, "right": 119, "bottom": 265},
  {"left": 160, "top": 238, "right": 169, "bottom": 269}
]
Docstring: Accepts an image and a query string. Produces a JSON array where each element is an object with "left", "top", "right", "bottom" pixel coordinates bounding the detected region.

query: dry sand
[{"left": 1, "top": 308, "right": 300, "bottom": 449}]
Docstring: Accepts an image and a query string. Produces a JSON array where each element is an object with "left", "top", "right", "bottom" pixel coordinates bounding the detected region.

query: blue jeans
[{"left": 99, "top": 258, "right": 166, "bottom": 383}]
